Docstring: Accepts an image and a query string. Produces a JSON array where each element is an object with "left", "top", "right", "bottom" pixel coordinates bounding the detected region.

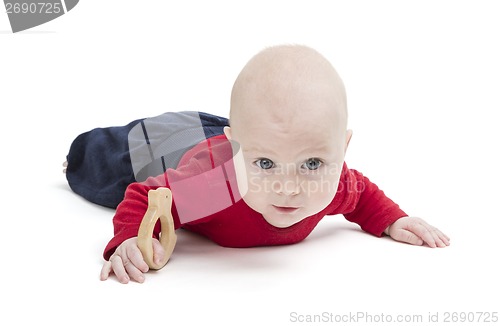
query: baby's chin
[{"left": 261, "top": 213, "right": 307, "bottom": 228}]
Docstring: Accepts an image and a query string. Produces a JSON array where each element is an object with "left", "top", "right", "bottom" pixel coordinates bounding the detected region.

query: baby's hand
[
  {"left": 386, "top": 216, "right": 450, "bottom": 248},
  {"left": 100, "top": 237, "right": 165, "bottom": 283}
]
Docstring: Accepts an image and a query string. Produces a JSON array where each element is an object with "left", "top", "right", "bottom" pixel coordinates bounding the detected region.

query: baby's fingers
[
  {"left": 100, "top": 261, "right": 112, "bottom": 281},
  {"left": 121, "top": 246, "right": 148, "bottom": 283},
  {"left": 430, "top": 228, "right": 451, "bottom": 247},
  {"left": 126, "top": 244, "right": 149, "bottom": 274},
  {"left": 389, "top": 217, "right": 450, "bottom": 248},
  {"left": 392, "top": 228, "right": 424, "bottom": 246},
  {"left": 110, "top": 256, "right": 131, "bottom": 284},
  {"left": 152, "top": 238, "right": 166, "bottom": 266},
  {"left": 410, "top": 223, "right": 450, "bottom": 248}
]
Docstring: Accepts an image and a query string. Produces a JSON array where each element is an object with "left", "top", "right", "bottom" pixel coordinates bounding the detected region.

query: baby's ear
[
  {"left": 223, "top": 126, "right": 233, "bottom": 140},
  {"left": 345, "top": 129, "right": 353, "bottom": 153}
]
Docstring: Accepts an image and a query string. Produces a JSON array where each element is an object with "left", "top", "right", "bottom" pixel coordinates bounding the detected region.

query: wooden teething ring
[{"left": 137, "top": 188, "right": 177, "bottom": 270}]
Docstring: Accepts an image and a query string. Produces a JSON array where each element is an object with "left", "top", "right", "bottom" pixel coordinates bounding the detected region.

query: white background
[{"left": 1, "top": 1, "right": 499, "bottom": 325}]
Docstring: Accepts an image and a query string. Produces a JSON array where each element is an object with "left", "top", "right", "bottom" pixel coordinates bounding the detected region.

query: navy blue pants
[{"left": 65, "top": 111, "right": 228, "bottom": 208}]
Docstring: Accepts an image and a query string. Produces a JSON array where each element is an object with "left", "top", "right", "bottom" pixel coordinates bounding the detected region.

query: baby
[{"left": 64, "top": 45, "right": 449, "bottom": 284}]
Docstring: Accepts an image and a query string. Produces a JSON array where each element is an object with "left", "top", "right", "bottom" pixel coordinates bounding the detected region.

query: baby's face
[
  {"left": 227, "top": 45, "right": 349, "bottom": 228},
  {"left": 227, "top": 109, "right": 347, "bottom": 228}
]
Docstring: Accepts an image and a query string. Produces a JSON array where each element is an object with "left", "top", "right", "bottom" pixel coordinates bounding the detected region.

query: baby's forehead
[
  {"left": 233, "top": 76, "right": 347, "bottom": 132},
  {"left": 240, "top": 127, "right": 344, "bottom": 158}
]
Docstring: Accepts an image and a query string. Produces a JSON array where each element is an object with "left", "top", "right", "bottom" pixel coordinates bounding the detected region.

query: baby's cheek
[
  {"left": 303, "top": 177, "right": 339, "bottom": 211},
  {"left": 241, "top": 191, "right": 266, "bottom": 214},
  {"left": 240, "top": 178, "right": 266, "bottom": 206},
  {"left": 246, "top": 176, "right": 265, "bottom": 195},
  {"left": 302, "top": 173, "right": 338, "bottom": 193}
]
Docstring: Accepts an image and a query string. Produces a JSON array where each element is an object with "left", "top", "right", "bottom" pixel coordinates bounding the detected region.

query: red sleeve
[
  {"left": 103, "top": 135, "right": 230, "bottom": 260},
  {"left": 330, "top": 165, "right": 407, "bottom": 236},
  {"left": 103, "top": 172, "right": 176, "bottom": 260}
]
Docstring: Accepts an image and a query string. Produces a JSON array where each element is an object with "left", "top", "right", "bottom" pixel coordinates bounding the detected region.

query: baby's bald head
[{"left": 229, "top": 45, "right": 347, "bottom": 139}]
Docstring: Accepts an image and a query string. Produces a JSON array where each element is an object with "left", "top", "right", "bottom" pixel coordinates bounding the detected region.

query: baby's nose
[{"left": 275, "top": 176, "right": 301, "bottom": 196}]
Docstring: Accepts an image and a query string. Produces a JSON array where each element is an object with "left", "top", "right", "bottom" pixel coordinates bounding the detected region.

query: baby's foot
[{"left": 63, "top": 161, "right": 68, "bottom": 174}]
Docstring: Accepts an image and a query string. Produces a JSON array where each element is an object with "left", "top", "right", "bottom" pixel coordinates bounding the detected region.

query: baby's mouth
[{"left": 272, "top": 205, "right": 300, "bottom": 214}]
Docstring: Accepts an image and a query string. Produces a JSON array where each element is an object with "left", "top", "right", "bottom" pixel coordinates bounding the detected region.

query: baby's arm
[
  {"left": 341, "top": 167, "right": 450, "bottom": 248},
  {"left": 64, "top": 160, "right": 158, "bottom": 282},
  {"left": 385, "top": 216, "right": 450, "bottom": 248},
  {"left": 100, "top": 237, "right": 165, "bottom": 283}
]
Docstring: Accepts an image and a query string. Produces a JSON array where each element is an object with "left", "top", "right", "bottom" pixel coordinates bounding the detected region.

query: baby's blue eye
[
  {"left": 255, "top": 158, "right": 275, "bottom": 170},
  {"left": 303, "top": 158, "right": 322, "bottom": 170}
]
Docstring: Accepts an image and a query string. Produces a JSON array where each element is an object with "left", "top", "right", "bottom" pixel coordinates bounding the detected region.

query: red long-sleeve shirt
[{"left": 104, "top": 135, "right": 406, "bottom": 260}]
